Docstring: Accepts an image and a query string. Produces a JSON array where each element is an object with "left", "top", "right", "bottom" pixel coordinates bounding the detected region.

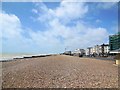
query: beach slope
[{"left": 2, "top": 55, "right": 118, "bottom": 88}]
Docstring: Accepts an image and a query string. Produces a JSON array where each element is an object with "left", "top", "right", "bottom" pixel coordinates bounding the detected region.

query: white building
[
  {"left": 85, "top": 48, "right": 90, "bottom": 56},
  {"left": 86, "top": 44, "right": 109, "bottom": 57},
  {"left": 85, "top": 47, "right": 93, "bottom": 56},
  {"left": 103, "top": 44, "right": 109, "bottom": 54},
  {"left": 72, "top": 49, "right": 85, "bottom": 56}
]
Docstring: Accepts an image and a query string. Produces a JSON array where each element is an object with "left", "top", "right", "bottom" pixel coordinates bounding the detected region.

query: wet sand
[{"left": 2, "top": 55, "right": 118, "bottom": 88}]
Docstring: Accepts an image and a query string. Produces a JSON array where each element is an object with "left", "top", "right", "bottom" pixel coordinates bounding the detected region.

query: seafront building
[
  {"left": 71, "top": 49, "right": 85, "bottom": 57},
  {"left": 85, "top": 47, "right": 92, "bottom": 56},
  {"left": 100, "top": 44, "right": 109, "bottom": 56},
  {"left": 94, "top": 45, "right": 100, "bottom": 55},
  {"left": 64, "top": 32, "right": 120, "bottom": 57},
  {"left": 109, "top": 32, "right": 120, "bottom": 54},
  {"left": 64, "top": 51, "right": 71, "bottom": 55},
  {"left": 85, "top": 44, "right": 109, "bottom": 57},
  {"left": 85, "top": 32, "right": 120, "bottom": 56}
]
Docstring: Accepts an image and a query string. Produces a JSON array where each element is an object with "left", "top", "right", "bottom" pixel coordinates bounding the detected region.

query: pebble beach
[{"left": 2, "top": 55, "right": 118, "bottom": 88}]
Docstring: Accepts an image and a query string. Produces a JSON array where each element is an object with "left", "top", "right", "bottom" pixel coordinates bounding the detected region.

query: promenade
[{"left": 2, "top": 55, "right": 118, "bottom": 88}]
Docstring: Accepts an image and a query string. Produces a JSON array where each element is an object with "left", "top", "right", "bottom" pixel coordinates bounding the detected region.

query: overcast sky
[{"left": 0, "top": 1, "right": 118, "bottom": 54}]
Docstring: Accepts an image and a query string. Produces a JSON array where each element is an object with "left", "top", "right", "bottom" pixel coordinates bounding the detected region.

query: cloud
[
  {"left": 48, "top": 19, "right": 109, "bottom": 49},
  {"left": 33, "top": 1, "right": 88, "bottom": 24},
  {"left": 61, "top": 0, "right": 119, "bottom": 2},
  {"left": 0, "top": 12, "right": 64, "bottom": 54},
  {"left": 96, "top": 19, "right": 102, "bottom": 23},
  {"left": 0, "top": 12, "right": 45, "bottom": 54},
  {"left": 0, "top": 12, "right": 34, "bottom": 53},
  {"left": 55, "top": 1, "right": 88, "bottom": 22},
  {"left": 32, "top": 9, "right": 38, "bottom": 14},
  {"left": 32, "top": 2, "right": 109, "bottom": 50},
  {"left": 1, "top": 1, "right": 110, "bottom": 54},
  {"left": 1, "top": 12, "right": 22, "bottom": 39},
  {"left": 96, "top": 2, "right": 117, "bottom": 9}
]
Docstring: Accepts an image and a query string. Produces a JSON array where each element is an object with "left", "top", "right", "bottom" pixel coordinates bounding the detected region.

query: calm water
[
  {"left": 0, "top": 53, "right": 46, "bottom": 61},
  {"left": 0, "top": 53, "right": 55, "bottom": 61},
  {"left": 0, "top": 53, "right": 32, "bottom": 61}
]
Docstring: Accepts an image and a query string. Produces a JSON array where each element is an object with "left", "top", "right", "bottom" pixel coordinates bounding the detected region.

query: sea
[{"left": 0, "top": 53, "right": 48, "bottom": 61}]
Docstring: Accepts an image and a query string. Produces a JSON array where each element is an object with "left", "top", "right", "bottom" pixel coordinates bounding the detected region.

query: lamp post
[
  {"left": 65, "top": 48, "right": 66, "bottom": 52},
  {"left": 65, "top": 46, "right": 69, "bottom": 52}
]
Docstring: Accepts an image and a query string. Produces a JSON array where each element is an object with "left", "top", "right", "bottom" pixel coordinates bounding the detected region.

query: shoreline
[
  {"left": 0, "top": 54, "right": 116, "bottom": 62},
  {"left": 0, "top": 54, "right": 56, "bottom": 62}
]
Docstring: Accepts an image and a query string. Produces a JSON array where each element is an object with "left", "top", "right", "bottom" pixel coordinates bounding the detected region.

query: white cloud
[
  {"left": 97, "top": 2, "right": 117, "bottom": 9},
  {"left": 96, "top": 19, "right": 102, "bottom": 23},
  {"left": 32, "top": 2, "right": 109, "bottom": 50},
  {"left": 1, "top": 12, "right": 22, "bottom": 39},
  {"left": 32, "top": 9, "right": 38, "bottom": 14},
  {"left": 0, "top": 12, "right": 37, "bottom": 53},
  {"left": 2, "top": 0, "right": 119, "bottom": 2},
  {"left": 0, "top": 12, "right": 64, "bottom": 54},
  {"left": 1, "top": 1, "right": 110, "bottom": 54},
  {"left": 60, "top": 0, "right": 119, "bottom": 2},
  {"left": 55, "top": 1, "right": 88, "bottom": 22},
  {"left": 33, "top": 1, "right": 88, "bottom": 24}
]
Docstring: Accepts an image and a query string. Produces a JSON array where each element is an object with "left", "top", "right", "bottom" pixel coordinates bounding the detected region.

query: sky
[{"left": 0, "top": 1, "right": 118, "bottom": 54}]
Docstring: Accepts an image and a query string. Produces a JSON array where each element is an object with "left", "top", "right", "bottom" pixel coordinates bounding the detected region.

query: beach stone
[{"left": 2, "top": 55, "right": 118, "bottom": 88}]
